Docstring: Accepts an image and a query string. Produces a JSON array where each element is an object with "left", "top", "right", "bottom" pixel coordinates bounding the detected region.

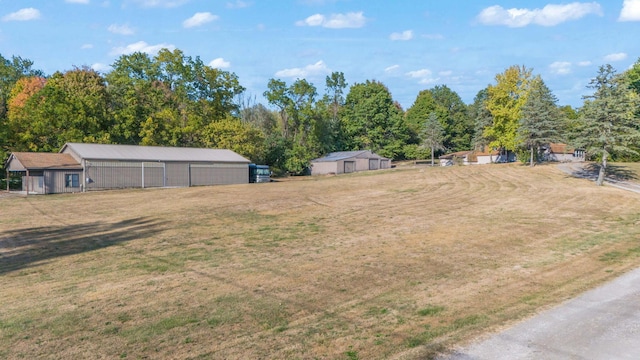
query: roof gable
[
  {"left": 6, "top": 152, "right": 82, "bottom": 170},
  {"left": 61, "top": 143, "right": 250, "bottom": 163}
]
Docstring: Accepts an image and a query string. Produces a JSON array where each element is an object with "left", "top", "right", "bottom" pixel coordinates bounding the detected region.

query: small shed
[
  {"left": 310, "top": 150, "right": 390, "bottom": 176},
  {"left": 5, "top": 143, "right": 251, "bottom": 194},
  {"left": 439, "top": 151, "right": 473, "bottom": 166},
  {"left": 4, "top": 152, "right": 83, "bottom": 194},
  {"left": 470, "top": 148, "right": 515, "bottom": 164}
]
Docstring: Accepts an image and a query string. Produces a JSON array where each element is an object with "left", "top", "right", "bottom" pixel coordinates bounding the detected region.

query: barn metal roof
[
  {"left": 6, "top": 152, "right": 83, "bottom": 170},
  {"left": 311, "top": 150, "right": 387, "bottom": 163},
  {"left": 60, "top": 143, "right": 251, "bottom": 163}
]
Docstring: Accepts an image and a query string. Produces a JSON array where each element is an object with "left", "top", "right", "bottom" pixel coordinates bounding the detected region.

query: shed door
[
  {"left": 380, "top": 160, "right": 390, "bottom": 169},
  {"left": 369, "top": 159, "right": 379, "bottom": 170},
  {"left": 344, "top": 161, "right": 355, "bottom": 173}
]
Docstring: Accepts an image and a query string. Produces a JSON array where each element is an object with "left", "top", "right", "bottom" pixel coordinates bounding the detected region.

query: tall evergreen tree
[
  {"left": 469, "top": 88, "right": 494, "bottom": 152},
  {"left": 421, "top": 112, "right": 446, "bottom": 166},
  {"left": 576, "top": 64, "right": 640, "bottom": 186},
  {"left": 518, "top": 76, "right": 562, "bottom": 167}
]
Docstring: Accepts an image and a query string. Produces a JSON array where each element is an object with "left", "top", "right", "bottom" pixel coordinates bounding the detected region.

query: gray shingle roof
[{"left": 61, "top": 143, "right": 250, "bottom": 163}]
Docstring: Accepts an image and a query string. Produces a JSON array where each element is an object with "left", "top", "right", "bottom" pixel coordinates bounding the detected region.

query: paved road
[
  {"left": 441, "top": 266, "right": 640, "bottom": 359},
  {"left": 441, "top": 165, "right": 640, "bottom": 359},
  {"left": 557, "top": 162, "right": 640, "bottom": 193}
]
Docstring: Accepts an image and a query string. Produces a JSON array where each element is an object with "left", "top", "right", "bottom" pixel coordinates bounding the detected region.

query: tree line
[{"left": 1, "top": 49, "right": 640, "bottom": 182}]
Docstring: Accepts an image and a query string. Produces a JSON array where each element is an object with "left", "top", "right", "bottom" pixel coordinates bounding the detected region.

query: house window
[{"left": 65, "top": 174, "right": 79, "bottom": 188}]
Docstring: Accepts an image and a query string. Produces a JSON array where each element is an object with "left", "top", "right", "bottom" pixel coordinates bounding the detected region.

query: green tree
[
  {"left": 320, "top": 71, "right": 348, "bottom": 152},
  {"left": 430, "top": 85, "right": 473, "bottom": 152},
  {"left": 202, "top": 115, "right": 264, "bottom": 161},
  {"left": 106, "top": 52, "right": 164, "bottom": 145},
  {"left": 8, "top": 67, "right": 111, "bottom": 152},
  {"left": 485, "top": 65, "right": 533, "bottom": 153},
  {"left": 469, "top": 88, "right": 494, "bottom": 152},
  {"left": 518, "top": 76, "right": 563, "bottom": 167},
  {"left": 107, "top": 49, "right": 245, "bottom": 148},
  {"left": 0, "top": 54, "right": 43, "bottom": 166},
  {"left": 576, "top": 64, "right": 640, "bottom": 186},
  {"left": 340, "top": 80, "right": 409, "bottom": 159},
  {"left": 421, "top": 112, "right": 446, "bottom": 166},
  {"left": 626, "top": 57, "right": 640, "bottom": 95},
  {"left": 263, "top": 78, "right": 325, "bottom": 174},
  {"left": 405, "top": 89, "right": 437, "bottom": 154}
]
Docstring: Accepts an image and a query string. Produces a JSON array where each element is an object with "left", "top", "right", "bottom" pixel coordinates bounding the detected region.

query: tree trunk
[
  {"left": 596, "top": 151, "right": 607, "bottom": 186},
  {"left": 530, "top": 146, "right": 534, "bottom": 167},
  {"left": 431, "top": 147, "right": 435, "bottom": 166}
]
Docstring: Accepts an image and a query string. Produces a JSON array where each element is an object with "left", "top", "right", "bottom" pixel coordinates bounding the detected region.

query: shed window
[{"left": 65, "top": 174, "right": 79, "bottom": 188}]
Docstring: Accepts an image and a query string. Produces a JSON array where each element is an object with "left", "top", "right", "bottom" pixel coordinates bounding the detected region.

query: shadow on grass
[
  {"left": 0, "top": 217, "right": 164, "bottom": 275},
  {"left": 574, "top": 163, "right": 639, "bottom": 182}
]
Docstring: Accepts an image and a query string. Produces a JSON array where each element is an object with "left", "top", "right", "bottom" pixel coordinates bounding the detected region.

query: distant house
[
  {"left": 310, "top": 150, "right": 390, "bottom": 176},
  {"left": 543, "top": 143, "right": 585, "bottom": 162},
  {"left": 5, "top": 143, "right": 251, "bottom": 194},
  {"left": 439, "top": 147, "right": 515, "bottom": 166},
  {"left": 439, "top": 151, "right": 473, "bottom": 166}
]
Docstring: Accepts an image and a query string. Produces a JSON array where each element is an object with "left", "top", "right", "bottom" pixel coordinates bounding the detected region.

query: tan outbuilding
[
  {"left": 310, "top": 150, "right": 390, "bottom": 176},
  {"left": 5, "top": 143, "right": 251, "bottom": 194}
]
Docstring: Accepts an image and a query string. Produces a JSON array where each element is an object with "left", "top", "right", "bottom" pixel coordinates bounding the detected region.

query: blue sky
[{"left": 1, "top": 0, "right": 640, "bottom": 110}]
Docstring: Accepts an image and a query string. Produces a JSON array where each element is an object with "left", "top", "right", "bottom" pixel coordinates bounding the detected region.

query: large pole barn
[{"left": 5, "top": 143, "right": 251, "bottom": 194}]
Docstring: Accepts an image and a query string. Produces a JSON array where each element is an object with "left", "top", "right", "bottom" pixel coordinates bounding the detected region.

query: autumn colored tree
[
  {"left": 7, "top": 67, "right": 111, "bottom": 152},
  {"left": 5, "top": 76, "right": 46, "bottom": 151},
  {"left": 484, "top": 65, "right": 533, "bottom": 153}
]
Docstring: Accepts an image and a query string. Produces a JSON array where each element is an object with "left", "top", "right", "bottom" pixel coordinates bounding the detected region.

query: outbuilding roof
[
  {"left": 60, "top": 143, "right": 251, "bottom": 163},
  {"left": 548, "top": 143, "right": 575, "bottom": 154},
  {"left": 439, "top": 151, "right": 473, "bottom": 160},
  {"left": 6, "top": 152, "right": 82, "bottom": 170},
  {"left": 311, "top": 150, "right": 387, "bottom": 163}
]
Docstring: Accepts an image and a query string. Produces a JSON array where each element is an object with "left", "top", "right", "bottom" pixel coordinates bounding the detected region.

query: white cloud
[
  {"left": 209, "top": 58, "right": 231, "bottom": 69},
  {"left": 389, "top": 30, "right": 413, "bottom": 41},
  {"left": 108, "top": 24, "right": 135, "bottom": 35},
  {"left": 604, "top": 52, "right": 628, "bottom": 62},
  {"left": 296, "top": 11, "right": 367, "bottom": 29},
  {"left": 91, "top": 63, "right": 111, "bottom": 73},
  {"left": 2, "top": 8, "right": 41, "bottom": 22},
  {"left": 385, "top": 64, "right": 400, "bottom": 72},
  {"left": 183, "top": 12, "right": 218, "bottom": 28},
  {"left": 66, "top": 0, "right": 90, "bottom": 3},
  {"left": 81, "top": 43, "right": 94, "bottom": 49},
  {"left": 619, "top": 0, "right": 640, "bottom": 21},
  {"left": 275, "top": 60, "right": 330, "bottom": 78},
  {"left": 110, "top": 41, "right": 175, "bottom": 56},
  {"left": 439, "top": 70, "right": 453, "bottom": 77},
  {"left": 577, "top": 60, "right": 592, "bottom": 66},
  {"left": 549, "top": 61, "right": 572, "bottom": 75},
  {"left": 406, "top": 69, "right": 438, "bottom": 84},
  {"left": 128, "top": 0, "right": 188, "bottom": 8},
  {"left": 477, "top": 2, "right": 602, "bottom": 27},
  {"left": 226, "top": 0, "right": 251, "bottom": 9}
]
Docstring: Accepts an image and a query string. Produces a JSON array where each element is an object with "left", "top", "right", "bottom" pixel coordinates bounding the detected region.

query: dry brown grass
[{"left": 1, "top": 163, "right": 640, "bottom": 359}]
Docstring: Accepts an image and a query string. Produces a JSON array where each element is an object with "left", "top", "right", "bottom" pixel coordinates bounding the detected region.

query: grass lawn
[{"left": 1, "top": 163, "right": 640, "bottom": 359}]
